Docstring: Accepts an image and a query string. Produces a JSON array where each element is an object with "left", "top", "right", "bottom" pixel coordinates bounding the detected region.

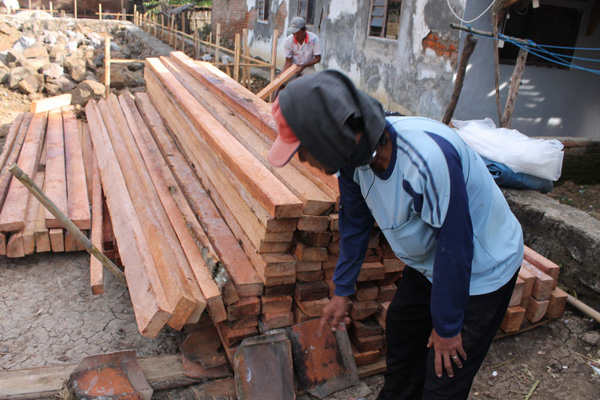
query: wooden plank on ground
[
  {"left": 80, "top": 123, "right": 94, "bottom": 202},
  {"left": 119, "top": 92, "right": 228, "bottom": 321},
  {"left": 0, "top": 113, "right": 24, "bottom": 172},
  {"left": 134, "top": 92, "right": 241, "bottom": 309},
  {"left": 86, "top": 100, "right": 172, "bottom": 338},
  {"left": 0, "top": 113, "right": 45, "bottom": 232},
  {"left": 34, "top": 172, "right": 50, "bottom": 253},
  {"left": 146, "top": 57, "right": 303, "bottom": 219},
  {"left": 100, "top": 96, "right": 200, "bottom": 329},
  {"left": 0, "top": 114, "right": 32, "bottom": 214},
  {"left": 22, "top": 171, "right": 44, "bottom": 255},
  {"left": 63, "top": 111, "right": 91, "bottom": 229},
  {"left": 169, "top": 52, "right": 339, "bottom": 196},
  {"left": 30, "top": 93, "right": 72, "bottom": 114},
  {"left": 161, "top": 57, "right": 335, "bottom": 216},
  {"left": 523, "top": 246, "right": 560, "bottom": 289},
  {"left": 44, "top": 110, "right": 67, "bottom": 229},
  {"left": 256, "top": 64, "right": 302, "bottom": 99},
  {"left": 90, "top": 154, "right": 104, "bottom": 295}
]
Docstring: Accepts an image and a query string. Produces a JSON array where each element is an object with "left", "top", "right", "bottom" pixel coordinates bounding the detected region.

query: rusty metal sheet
[
  {"left": 233, "top": 331, "right": 294, "bottom": 400},
  {"left": 287, "top": 318, "right": 359, "bottom": 399}
]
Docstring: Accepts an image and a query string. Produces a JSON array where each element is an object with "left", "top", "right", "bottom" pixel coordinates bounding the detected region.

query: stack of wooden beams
[{"left": 0, "top": 107, "right": 91, "bottom": 258}]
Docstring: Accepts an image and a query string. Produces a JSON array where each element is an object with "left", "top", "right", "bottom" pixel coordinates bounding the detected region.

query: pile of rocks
[{"left": 0, "top": 14, "right": 156, "bottom": 107}]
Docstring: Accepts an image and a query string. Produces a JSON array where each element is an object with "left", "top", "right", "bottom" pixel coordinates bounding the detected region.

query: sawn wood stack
[{"left": 0, "top": 52, "right": 568, "bottom": 372}]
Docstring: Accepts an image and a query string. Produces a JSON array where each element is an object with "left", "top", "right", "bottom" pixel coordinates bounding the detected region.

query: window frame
[
  {"left": 257, "top": 0, "right": 270, "bottom": 23},
  {"left": 367, "top": 0, "right": 402, "bottom": 40},
  {"left": 298, "top": 0, "right": 316, "bottom": 26}
]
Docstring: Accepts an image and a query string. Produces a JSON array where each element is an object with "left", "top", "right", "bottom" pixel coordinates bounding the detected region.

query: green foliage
[{"left": 143, "top": 0, "right": 211, "bottom": 14}]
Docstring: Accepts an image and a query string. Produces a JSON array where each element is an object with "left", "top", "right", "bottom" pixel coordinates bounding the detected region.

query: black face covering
[{"left": 278, "top": 70, "right": 386, "bottom": 172}]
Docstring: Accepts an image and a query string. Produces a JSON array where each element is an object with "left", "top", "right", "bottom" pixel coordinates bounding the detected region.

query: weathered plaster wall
[
  {"left": 243, "top": 0, "right": 464, "bottom": 120},
  {"left": 317, "top": 0, "right": 462, "bottom": 118},
  {"left": 455, "top": 0, "right": 600, "bottom": 139}
]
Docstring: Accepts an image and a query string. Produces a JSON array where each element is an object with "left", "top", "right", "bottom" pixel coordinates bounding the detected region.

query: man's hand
[
  {"left": 427, "top": 329, "right": 467, "bottom": 378},
  {"left": 318, "top": 295, "right": 351, "bottom": 334}
]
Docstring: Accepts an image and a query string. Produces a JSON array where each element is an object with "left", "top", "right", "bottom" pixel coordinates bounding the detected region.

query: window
[
  {"left": 499, "top": 3, "right": 583, "bottom": 69},
  {"left": 298, "top": 0, "right": 315, "bottom": 25},
  {"left": 258, "top": 0, "right": 270, "bottom": 22},
  {"left": 368, "top": 0, "right": 402, "bottom": 39}
]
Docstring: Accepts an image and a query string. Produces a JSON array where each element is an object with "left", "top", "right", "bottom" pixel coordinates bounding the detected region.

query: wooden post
[
  {"left": 501, "top": 47, "right": 528, "bottom": 128},
  {"left": 104, "top": 35, "right": 111, "bottom": 99},
  {"left": 215, "top": 23, "right": 221, "bottom": 66},
  {"left": 270, "top": 29, "right": 279, "bottom": 85},
  {"left": 492, "top": 12, "right": 503, "bottom": 125},
  {"left": 49, "top": 2, "right": 53, "bottom": 15},
  {"left": 8, "top": 164, "right": 126, "bottom": 284},
  {"left": 28, "top": 0, "right": 31, "bottom": 11},
  {"left": 234, "top": 33, "right": 241, "bottom": 82},
  {"left": 170, "top": 16, "right": 175, "bottom": 47},
  {"left": 74, "top": 0, "right": 77, "bottom": 18},
  {"left": 99, "top": 3, "right": 102, "bottom": 20},
  {"left": 134, "top": 4, "right": 137, "bottom": 25},
  {"left": 194, "top": 29, "right": 199, "bottom": 59},
  {"left": 160, "top": 14, "right": 165, "bottom": 41},
  {"left": 243, "top": 29, "right": 250, "bottom": 88},
  {"left": 442, "top": 34, "right": 477, "bottom": 125}
]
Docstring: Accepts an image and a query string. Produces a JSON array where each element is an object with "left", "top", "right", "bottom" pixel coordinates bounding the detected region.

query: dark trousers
[{"left": 378, "top": 266, "right": 518, "bottom": 400}]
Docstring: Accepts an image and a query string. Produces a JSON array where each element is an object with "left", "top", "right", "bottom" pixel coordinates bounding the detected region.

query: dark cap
[{"left": 288, "top": 16, "right": 306, "bottom": 34}]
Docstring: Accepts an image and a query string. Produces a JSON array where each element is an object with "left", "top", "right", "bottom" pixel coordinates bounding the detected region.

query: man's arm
[
  {"left": 281, "top": 57, "right": 293, "bottom": 73},
  {"left": 319, "top": 167, "right": 374, "bottom": 332},
  {"left": 297, "top": 54, "right": 321, "bottom": 74}
]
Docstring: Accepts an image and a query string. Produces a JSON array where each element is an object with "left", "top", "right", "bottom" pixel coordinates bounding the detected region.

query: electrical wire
[{"left": 447, "top": 0, "right": 498, "bottom": 24}]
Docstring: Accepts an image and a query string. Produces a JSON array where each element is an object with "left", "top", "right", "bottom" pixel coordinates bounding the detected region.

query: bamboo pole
[
  {"left": 104, "top": 35, "right": 111, "bottom": 99},
  {"left": 99, "top": 3, "right": 102, "bottom": 20},
  {"left": 567, "top": 294, "right": 600, "bottom": 324},
  {"left": 8, "top": 163, "right": 126, "bottom": 284},
  {"left": 74, "top": 0, "right": 77, "bottom": 18},
  {"left": 49, "top": 2, "right": 53, "bottom": 16}
]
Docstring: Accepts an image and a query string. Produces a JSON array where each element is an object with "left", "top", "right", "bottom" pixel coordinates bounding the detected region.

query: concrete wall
[{"left": 455, "top": 0, "right": 600, "bottom": 139}]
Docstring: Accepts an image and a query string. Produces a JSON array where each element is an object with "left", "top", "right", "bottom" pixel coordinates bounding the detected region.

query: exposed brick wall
[
  {"left": 422, "top": 31, "right": 459, "bottom": 64},
  {"left": 211, "top": 0, "right": 251, "bottom": 44}
]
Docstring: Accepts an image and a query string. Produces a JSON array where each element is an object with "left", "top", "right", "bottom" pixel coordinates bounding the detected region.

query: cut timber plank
[
  {"left": 64, "top": 231, "right": 87, "bottom": 252},
  {"left": 500, "top": 305, "right": 526, "bottom": 332},
  {"left": 134, "top": 93, "right": 239, "bottom": 303},
  {"left": 0, "top": 113, "right": 32, "bottom": 214},
  {"left": 161, "top": 57, "right": 335, "bottom": 217},
  {"left": 256, "top": 64, "right": 302, "bottom": 99},
  {"left": 523, "top": 246, "right": 560, "bottom": 289},
  {"left": 44, "top": 110, "right": 67, "bottom": 229},
  {"left": 100, "top": 96, "right": 200, "bottom": 329},
  {"left": 80, "top": 123, "right": 94, "bottom": 202},
  {"left": 30, "top": 93, "right": 71, "bottom": 114},
  {"left": 86, "top": 100, "right": 172, "bottom": 338},
  {"left": 90, "top": 154, "right": 104, "bottom": 295},
  {"left": 0, "top": 113, "right": 46, "bottom": 232},
  {"left": 49, "top": 228, "right": 64, "bottom": 252},
  {"left": 143, "top": 72, "right": 282, "bottom": 287},
  {"left": 169, "top": 52, "right": 339, "bottom": 196},
  {"left": 23, "top": 172, "right": 45, "bottom": 256},
  {"left": 119, "top": 93, "right": 228, "bottom": 321},
  {"left": 34, "top": 173, "right": 51, "bottom": 253},
  {"left": 0, "top": 232, "right": 5, "bottom": 255},
  {"left": 63, "top": 111, "right": 91, "bottom": 229},
  {"left": 135, "top": 92, "right": 247, "bottom": 305},
  {"left": 521, "top": 260, "right": 554, "bottom": 301},
  {"left": 0, "top": 113, "right": 24, "bottom": 172},
  {"left": 145, "top": 57, "right": 303, "bottom": 219},
  {"left": 546, "top": 287, "right": 568, "bottom": 319}
]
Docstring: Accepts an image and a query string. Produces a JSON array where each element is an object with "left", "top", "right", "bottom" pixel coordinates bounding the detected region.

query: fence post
[
  {"left": 243, "top": 28, "right": 249, "bottom": 88},
  {"left": 99, "top": 3, "right": 102, "bottom": 20},
  {"left": 104, "top": 35, "right": 111, "bottom": 99},
  {"left": 215, "top": 23, "right": 221, "bottom": 65},
  {"left": 270, "top": 29, "right": 279, "bottom": 85}
]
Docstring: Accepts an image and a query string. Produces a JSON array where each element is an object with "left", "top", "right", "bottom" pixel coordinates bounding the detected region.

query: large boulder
[
  {"left": 18, "top": 73, "right": 44, "bottom": 94},
  {"left": 70, "top": 79, "right": 105, "bottom": 107}
]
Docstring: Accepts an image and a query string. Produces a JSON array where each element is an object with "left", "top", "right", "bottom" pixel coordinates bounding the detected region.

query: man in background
[{"left": 281, "top": 16, "right": 321, "bottom": 77}]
